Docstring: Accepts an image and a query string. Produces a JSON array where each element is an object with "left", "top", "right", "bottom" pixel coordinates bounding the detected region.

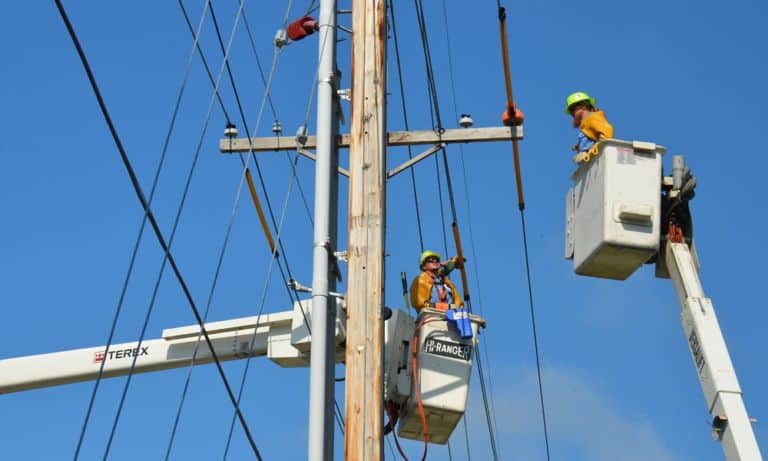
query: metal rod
[
  {"left": 387, "top": 143, "right": 443, "bottom": 178},
  {"left": 298, "top": 149, "right": 350, "bottom": 177},
  {"left": 308, "top": 0, "right": 339, "bottom": 459}
]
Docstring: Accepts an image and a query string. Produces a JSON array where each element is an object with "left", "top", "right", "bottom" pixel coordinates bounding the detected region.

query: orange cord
[{"left": 411, "top": 319, "right": 431, "bottom": 461}]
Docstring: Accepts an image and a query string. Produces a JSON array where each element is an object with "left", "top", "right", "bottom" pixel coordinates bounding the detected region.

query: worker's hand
[
  {"left": 573, "top": 151, "right": 589, "bottom": 164},
  {"left": 440, "top": 256, "right": 462, "bottom": 275},
  {"left": 501, "top": 102, "right": 524, "bottom": 126}
]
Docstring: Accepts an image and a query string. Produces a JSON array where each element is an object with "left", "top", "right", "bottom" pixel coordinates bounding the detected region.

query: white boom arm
[
  {"left": 666, "top": 241, "right": 763, "bottom": 461},
  {"left": 0, "top": 299, "right": 346, "bottom": 394}
]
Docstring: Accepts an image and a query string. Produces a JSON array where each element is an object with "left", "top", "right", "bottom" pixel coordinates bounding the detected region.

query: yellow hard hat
[
  {"left": 419, "top": 250, "right": 441, "bottom": 267},
  {"left": 565, "top": 91, "right": 596, "bottom": 114}
]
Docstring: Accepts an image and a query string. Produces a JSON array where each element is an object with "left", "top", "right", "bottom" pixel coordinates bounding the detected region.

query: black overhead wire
[
  {"left": 412, "top": 0, "right": 501, "bottom": 458},
  {"left": 520, "top": 211, "right": 551, "bottom": 461},
  {"left": 203, "top": 0, "right": 347, "bottom": 443},
  {"left": 439, "top": 0, "right": 501, "bottom": 451},
  {"left": 178, "top": 0, "right": 232, "bottom": 122},
  {"left": 388, "top": 0, "right": 425, "bottom": 252},
  {"left": 410, "top": 0, "right": 452, "bottom": 258},
  {"left": 208, "top": 5, "right": 350, "bottom": 445},
  {"left": 69, "top": 0, "right": 210, "bottom": 455},
  {"left": 53, "top": 1, "right": 264, "bottom": 459},
  {"left": 173, "top": 0, "right": 345, "bottom": 443},
  {"left": 462, "top": 416, "right": 472, "bottom": 461},
  {"left": 105, "top": 3, "right": 260, "bottom": 455},
  {"left": 240, "top": 7, "right": 314, "bottom": 227},
  {"left": 494, "top": 2, "right": 551, "bottom": 459}
]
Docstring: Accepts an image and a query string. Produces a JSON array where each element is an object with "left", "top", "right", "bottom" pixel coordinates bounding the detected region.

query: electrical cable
[
  {"left": 462, "top": 416, "right": 472, "bottom": 460},
  {"left": 388, "top": 0, "right": 425, "bottom": 251},
  {"left": 202, "top": 0, "right": 347, "bottom": 441},
  {"left": 54, "top": 1, "right": 263, "bottom": 459},
  {"left": 439, "top": 0, "right": 502, "bottom": 445},
  {"left": 178, "top": 0, "right": 232, "bottom": 122},
  {"left": 495, "top": 3, "right": 551, "bottom": 459},
  {"left": 240, "top": 7, "right": 314, "bottom": 228},
  {"left": 520, "top": 211, "right": 551, "bottom": 461},
  {"left": 222, "top": 162, "right": 296, "bottom": 460},
  {"left": 69, "top": 0, "right": 213, "bottom": 457},
  {"left": 412, "top": 1, "right": 502, "bottom": 458}
]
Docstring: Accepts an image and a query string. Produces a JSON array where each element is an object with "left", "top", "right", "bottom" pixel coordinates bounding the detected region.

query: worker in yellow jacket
[
  {"left": 565, "top": 91, "right": 614, "bottom": 163},
  {"left": 410, "top": 250, "right": 464, "bottom": 312}
]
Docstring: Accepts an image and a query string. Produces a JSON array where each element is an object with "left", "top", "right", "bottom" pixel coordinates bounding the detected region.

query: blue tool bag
[{"left": 446, "top": 308, "right": 473, "bottom": 339}]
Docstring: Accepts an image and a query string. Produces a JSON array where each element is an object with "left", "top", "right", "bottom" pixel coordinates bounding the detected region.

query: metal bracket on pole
[
  {"left": 387, "top": 143, "right": 445, "bottom": 179},
  {"left": 297, "top": 148, "right": 350, "bottom": 177}
]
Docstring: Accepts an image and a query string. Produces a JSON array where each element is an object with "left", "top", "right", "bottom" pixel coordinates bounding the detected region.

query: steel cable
[
  {"left": 68, "top": 0, "right": 215, "bottom": 458},
  {"left": 412, "top": 0, "right": 502, "bottom": 457},
  {"left": 439, "top": 0, "right": 503, "bottom": 446},
  {"left": 388, "top": 0, "right": 426, "bottom": 251},
  {"left": 54, "top": 1, "right": 264, "bottom": 458}
]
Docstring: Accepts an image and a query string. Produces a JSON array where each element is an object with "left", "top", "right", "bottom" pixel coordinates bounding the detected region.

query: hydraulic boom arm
[{"left": 665, "top": 241, "right": 762, "bottom": 461}]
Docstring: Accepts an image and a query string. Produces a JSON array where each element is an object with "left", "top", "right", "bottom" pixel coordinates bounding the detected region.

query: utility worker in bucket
[
  {"left": 566, "top": 91, "right": 614, "bottom": 164},
  {"left": 410, "top": 250, "right": 464, "bottom": 312}
]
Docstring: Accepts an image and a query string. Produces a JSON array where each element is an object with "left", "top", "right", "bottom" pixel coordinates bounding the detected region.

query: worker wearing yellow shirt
[
  {"left": 410, "top": 250, "right": 464, "bottom": 312},
  {"left": 565, "top": 91, "right": 614, "bottom": 163}
]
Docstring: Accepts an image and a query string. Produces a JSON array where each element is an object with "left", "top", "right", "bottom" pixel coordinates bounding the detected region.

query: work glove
[
  {"left": 586, "top": 142, "right": 600, "bottom": 160},
  {"left": 572, "top": 143, "right": 601, "bottom": 164},
  {"left": 572, "top": 151, "right": 589, "bottom": 164}
]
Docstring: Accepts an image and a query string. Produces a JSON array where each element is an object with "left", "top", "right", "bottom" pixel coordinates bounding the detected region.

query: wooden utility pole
[{"left": 345, "top": 0, "right": 387, "bottom": 458}]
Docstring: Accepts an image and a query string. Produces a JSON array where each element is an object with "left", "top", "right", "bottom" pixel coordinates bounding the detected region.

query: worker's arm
[
  {"left": 580, "top": 110, "right": 614, "bottom": 141},
  {"left": 410, "top": 273, "right": 432, "bottom": 311}
]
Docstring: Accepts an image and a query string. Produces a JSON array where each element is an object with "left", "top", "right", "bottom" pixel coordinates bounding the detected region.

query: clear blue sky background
[{"left": 1, "top": 1, "right": 766, "bottom": 460}]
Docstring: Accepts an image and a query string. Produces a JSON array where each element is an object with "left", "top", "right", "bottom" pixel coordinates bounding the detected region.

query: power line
[
  {"left": 493, "top": 3, "right": 551, "bottom": 459},
  {"left": 204, "top": 1, "right": 348, "bottom": 442},
  {"left": 520, "top": 211, "right": 551, "bottom": 461},
  {"left": 53, "top": 2, "right": 263, "bottom": 459},
  {"left": 69, "top": 0, "right": 214, "bottom": 457},
  {"left": 439, "top": 0, "right": 502, "bottom": 446},
  {"left": 387, "top": 0, "right": 425, "bottom": 251},
  {"left": 178, "top": 0, "right": 346, "bottom": 442},
  {"left": 411, "top": 0, "right": 501, "bottom": 458}
]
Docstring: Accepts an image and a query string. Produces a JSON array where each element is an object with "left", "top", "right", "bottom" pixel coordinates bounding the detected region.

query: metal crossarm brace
[
  {"left": 387, "top": 143, "right": 444, "bottom": 179},
  {"left": 219, "top": 126, "right": 523, "bottom": 153},
  {"left": 298, "top": 149, "right": 350, "bottom": 177}
]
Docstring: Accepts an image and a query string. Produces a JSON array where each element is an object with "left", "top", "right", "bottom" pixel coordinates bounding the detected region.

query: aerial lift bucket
[
  {"left": 384, "top": 307, "right": 485, "bottom": 444},
  {"left": 565, "top": 139, "right": 666, "bottom": 280}
]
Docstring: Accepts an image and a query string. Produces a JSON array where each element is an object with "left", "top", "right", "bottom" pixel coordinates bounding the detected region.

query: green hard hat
[
  {"left": 419, "top": 250, "right": 441, "bottom": 267},
  {"left": 565, "top": 91, "right": 596, "bottom": 114}
]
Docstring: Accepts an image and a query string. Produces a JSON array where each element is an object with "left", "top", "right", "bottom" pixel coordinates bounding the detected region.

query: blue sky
[{"left": 1, "top": 1, "right": 766, "bottom": 460}]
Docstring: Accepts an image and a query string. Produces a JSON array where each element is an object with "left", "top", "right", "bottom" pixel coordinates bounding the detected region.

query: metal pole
[{"left": 308, "top": 0, "right": 339, "bottom": 459}]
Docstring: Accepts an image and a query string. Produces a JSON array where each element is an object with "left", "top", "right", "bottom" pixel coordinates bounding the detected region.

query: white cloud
[{"left": 462, "top": 366, "right": 684, "bottom": 461}]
